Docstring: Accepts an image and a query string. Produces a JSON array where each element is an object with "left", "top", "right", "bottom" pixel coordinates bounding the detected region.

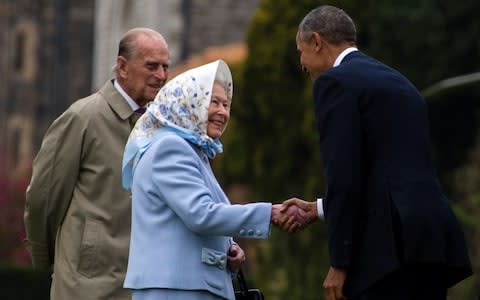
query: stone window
[{"left": 12, "top": 21, "right": 37, "bottom": 81}]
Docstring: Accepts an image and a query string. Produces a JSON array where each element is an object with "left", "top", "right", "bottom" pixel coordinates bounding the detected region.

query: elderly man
[{"left": 24, "top": 28, "right": 170, "bottom": 299}]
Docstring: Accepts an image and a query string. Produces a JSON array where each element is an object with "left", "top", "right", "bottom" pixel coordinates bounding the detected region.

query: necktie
[
  {"left": 130, "top": 107, "right": 146, "bottom": 127},
  {"left": 135, "top": 107, "right": 146, "bottom": 114}
]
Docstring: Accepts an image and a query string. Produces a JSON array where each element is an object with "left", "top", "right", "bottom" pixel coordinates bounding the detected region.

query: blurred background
[{"left": 0, "top": 0, "right": 478, "bottom": 299}]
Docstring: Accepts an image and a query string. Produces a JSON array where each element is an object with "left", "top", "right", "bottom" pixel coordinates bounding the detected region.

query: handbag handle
[{"left": 236, "top": 269, "right": 249, "bottom": 296}]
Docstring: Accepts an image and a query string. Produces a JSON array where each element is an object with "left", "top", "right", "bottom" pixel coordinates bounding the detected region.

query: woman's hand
[{"left": 227, "top": 243, "right": 246, "bottom": 272}]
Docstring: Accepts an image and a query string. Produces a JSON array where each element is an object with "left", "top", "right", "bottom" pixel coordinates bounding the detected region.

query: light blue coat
[{"left": 124, "top": 132, "right": 272, "bottom": 300}]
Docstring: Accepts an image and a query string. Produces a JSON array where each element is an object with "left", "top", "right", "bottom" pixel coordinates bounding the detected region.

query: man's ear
[
  {"left": 311, "top": 32, "right": 323, "bottom": 51},
  {"left": 116, "top": 56, "right": 127, "bottom": 78}
]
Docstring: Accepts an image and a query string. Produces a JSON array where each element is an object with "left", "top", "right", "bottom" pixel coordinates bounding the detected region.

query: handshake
[{"left": 271, "top": 198, "right": 318, "bottom": 233}]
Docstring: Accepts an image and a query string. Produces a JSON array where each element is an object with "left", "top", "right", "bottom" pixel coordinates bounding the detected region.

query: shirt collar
[
  {"left": 333, "top": 47, "right": 358, "bottom": 67},
  {"left": 113, "top": 79, "right": 140, "bottom": 111}
]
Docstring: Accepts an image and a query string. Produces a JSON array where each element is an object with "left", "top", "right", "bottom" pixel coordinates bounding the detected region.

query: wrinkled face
[
  {"left": 207, "top": 81, "right": 231, "bottom": 139},
  {"left": 296, "top": 31, "right": 324, "bottom": 81},
  {"left": 118, "top": 36, "right": 170, "bottom": 106}
]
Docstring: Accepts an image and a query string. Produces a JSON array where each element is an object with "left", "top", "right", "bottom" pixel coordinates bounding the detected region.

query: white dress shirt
[
  {"left": 114, "top": 79, "right": 141, "bottom": 111},
  {"left": 333, "top": 47, "right": 358, "bottom": 67}
]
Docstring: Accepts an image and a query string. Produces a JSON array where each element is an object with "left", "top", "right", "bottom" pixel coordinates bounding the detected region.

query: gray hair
[
  {"left": 298, "top": 5, "right": 356, "bottom": 46},
  {"left": 113, "top": 28, "right": 167, "bottom": 74}
]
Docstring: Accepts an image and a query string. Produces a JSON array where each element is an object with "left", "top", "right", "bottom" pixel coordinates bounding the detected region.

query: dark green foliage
[
  {"left": 449, "top": 127, "right": 480, "bottom": 297},
  {"left": 225, "top": 0, "right": 324, "bottom": 201},
  {"left": 427, "top": 84, "right": 480, "bottom": 193},
  {"left": 235, "top": 2, "right": 332, "bottom": 298},
  {"left": 350, "top": 0, "right": 480, "bottom": 89},
  {"left": 0, "top": 267, "right": 51, "bottom": 299},
  {"left": 427, "top": 82, "right": 480, "bottom": 298},
  {"left": 215, "top": 0, "right": 331, "bottom": 298}
]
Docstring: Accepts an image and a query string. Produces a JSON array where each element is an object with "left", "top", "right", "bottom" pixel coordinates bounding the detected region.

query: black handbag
[{"left": 234, "top": 269, "right": 265, "bottom": 300}]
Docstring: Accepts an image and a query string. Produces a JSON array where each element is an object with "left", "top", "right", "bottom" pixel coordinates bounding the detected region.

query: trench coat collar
[{"left": 99, "top": 79, "right": 134, "bottom": 121}]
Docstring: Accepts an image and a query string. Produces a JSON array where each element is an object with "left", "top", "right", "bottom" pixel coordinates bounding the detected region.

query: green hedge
[{"left": 0, "top": 267, "right": 50, "bottom": 300}]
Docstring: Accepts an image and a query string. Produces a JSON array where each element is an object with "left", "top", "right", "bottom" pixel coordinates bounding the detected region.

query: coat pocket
[{"left": 77, "top": 218, "right": 103, "bottom": 278}]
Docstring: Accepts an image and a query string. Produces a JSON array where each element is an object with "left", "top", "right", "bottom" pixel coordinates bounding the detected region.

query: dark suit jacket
[{"left": 313, "top": 51, "right": 472, "bottom": 297}]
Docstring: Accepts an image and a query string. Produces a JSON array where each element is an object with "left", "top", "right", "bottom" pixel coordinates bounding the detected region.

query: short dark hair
[{"left": 298, "top": 5, "right": 356, "bottom": 46}]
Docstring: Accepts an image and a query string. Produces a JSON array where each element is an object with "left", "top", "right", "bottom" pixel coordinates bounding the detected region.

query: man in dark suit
[{"left": 282, "top": 5, "right": 473, "bottom": 300}]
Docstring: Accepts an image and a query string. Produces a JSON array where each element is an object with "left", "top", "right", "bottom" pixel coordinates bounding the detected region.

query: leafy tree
[
  {"left": 450, "top": 134, "right": 480, "bottom": 300},
  {"left": 426, "top": 82, "right": 480, "bottom": 298},
  {"left": 216, "top": 0, "right": 328, "bottom": 298}
]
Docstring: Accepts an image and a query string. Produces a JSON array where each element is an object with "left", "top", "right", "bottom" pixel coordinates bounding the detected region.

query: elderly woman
[{"left": 122, "top": 60, "right": 284, "bottom": 300}]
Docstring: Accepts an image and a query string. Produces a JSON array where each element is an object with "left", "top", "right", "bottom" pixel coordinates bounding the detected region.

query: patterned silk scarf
[{"left": 122, "top": 60, "right": 233, "bottom": 189}]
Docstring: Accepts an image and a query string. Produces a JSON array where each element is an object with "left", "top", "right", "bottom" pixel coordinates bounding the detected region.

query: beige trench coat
[{"left": 24, "top": 80, "right": 137, "bottom": 299}]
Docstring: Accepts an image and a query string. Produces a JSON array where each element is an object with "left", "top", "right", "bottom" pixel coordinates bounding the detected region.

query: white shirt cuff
[{"left": 316, "top": 198, "right": 324, "bottom": 220}]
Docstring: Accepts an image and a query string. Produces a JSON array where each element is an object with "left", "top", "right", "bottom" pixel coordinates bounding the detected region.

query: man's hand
[
  {"left": 271, "top": 202, "right": 303, "bottom": 233},
  {"left": 277, "top": 198, "right": 318, "bottom": 232},
  {"left": 323, "top": 266, "right": 347, "bottom": 300}
]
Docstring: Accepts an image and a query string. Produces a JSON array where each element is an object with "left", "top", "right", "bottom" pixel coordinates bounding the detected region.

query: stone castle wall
[{"left": 0, "top": 0, "right": 259, "bottom": 176}]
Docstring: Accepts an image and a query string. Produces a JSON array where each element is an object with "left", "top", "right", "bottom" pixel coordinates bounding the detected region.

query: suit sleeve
[
  {"left": 313, "top": 75, "right": 363, "bottom": 268},
  {"left": 149, "top": 136, "right": 272, "bottom": 238},
  {"left": 24, "top": 110, "right": 84, "bottom": 269}
]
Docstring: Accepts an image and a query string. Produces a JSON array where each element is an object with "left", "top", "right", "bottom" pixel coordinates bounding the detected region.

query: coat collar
[
  {"left": 341, "top": 50, "right": 364, "bottom": 63},
  {"left": 334, "top": 47, "right": 358, "bottom": 67},
  {"left": 98, "top": 79, "right": 133, "bottom": 121}
]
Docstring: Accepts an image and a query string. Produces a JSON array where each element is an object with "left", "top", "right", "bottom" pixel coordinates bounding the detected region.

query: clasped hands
[{"left": 271, "top": 198, "right": 318, "bottom": 233}]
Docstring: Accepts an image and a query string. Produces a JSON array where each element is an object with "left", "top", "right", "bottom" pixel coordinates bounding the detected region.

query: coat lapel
[{"left": 99, "top": 80, "right": 133, "bottom": 121}]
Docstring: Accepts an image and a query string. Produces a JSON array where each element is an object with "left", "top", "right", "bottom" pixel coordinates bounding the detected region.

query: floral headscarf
[{"left": 122, "top": 59, "right": 233, "bottom": 189}]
